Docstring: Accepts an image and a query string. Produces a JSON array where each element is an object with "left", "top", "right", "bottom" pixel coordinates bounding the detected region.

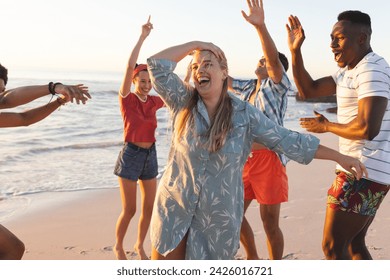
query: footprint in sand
[
  {"left": 103, "top": 246, "right": 113, "bottom": 252},
  {"left": 368, "top": 246, "right": 382, "bottom": 251},
  {"left": 127, "top": 251, "right": 138, "bottom": 257},
  {"left": 282, "top": 253, "right": 298, "bottom": 260}
]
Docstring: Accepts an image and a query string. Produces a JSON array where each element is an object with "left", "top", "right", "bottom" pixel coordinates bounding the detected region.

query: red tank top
[{"left": 119, "top": 93, "right": 164, "bottom": 142}]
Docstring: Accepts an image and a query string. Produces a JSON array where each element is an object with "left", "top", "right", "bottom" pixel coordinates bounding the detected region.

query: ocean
[{"left": 0, "top": 72, "right": 336, "bottom": 222}]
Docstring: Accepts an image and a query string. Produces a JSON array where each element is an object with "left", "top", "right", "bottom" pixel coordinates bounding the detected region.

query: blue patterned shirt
[
  {"left": 231, "top": 74, "right": 291, "bottom": 165},
  {"left": 147, "top": 58, "right": 319, "bottom": 259}
]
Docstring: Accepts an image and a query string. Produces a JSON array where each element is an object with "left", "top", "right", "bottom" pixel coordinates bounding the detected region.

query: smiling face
[
  {"left": 133, "top": 70, "right": 152, "bottom": 96},
  {"left": 330, "top": 20, "right": 366, "bottom": 69},
  {"left": 191, "top": 50, "right": 227, "bottom": 98}
]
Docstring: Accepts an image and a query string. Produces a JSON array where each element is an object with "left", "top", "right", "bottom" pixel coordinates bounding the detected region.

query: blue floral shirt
[{"left": 147, "top": 58, "right": 320, "bottom": 259}]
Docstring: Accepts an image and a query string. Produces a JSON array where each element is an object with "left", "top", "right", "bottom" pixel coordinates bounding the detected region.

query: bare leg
[
  {"left": 134, "top": 178, "right": 157, "bottom": 260},
  {"left": 114, "top": 177, "right": 137, "bottom": 260},
  {"left": 240, "top": 200, "right": 260, "bottom": 260},
  {"left": 349, "top": 216, "right": 374, "bottom": 260},
  {"left": 151, "top": 232, "right": 188, "bottom": 260},
  {"left": 0, "top": 225, "right": 25, "bottom": 260},
  {"left": 260, "top": 203, "right": 283, "bottom": 260},
  {"left": 322, "top": 208, "right": 373, "bottom": 260}
]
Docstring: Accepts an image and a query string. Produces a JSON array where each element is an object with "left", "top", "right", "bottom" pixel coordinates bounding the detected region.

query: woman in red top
[{"left": 113, "top": 16, "right": 164, "bottom": 260}]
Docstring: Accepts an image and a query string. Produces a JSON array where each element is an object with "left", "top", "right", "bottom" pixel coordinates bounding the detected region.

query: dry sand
[{"left": 4, "top": 133, "right": 390, "bottom": 260}]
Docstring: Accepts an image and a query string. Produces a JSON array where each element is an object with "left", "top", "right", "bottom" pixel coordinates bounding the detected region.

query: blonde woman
[{"left": 147, "top": 41, "right": 367, "bottom": 260}]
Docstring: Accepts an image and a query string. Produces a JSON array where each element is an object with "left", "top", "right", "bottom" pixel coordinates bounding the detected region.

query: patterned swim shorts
[{"left": 327, "top": 170, "right": 389, "bottom": 216}]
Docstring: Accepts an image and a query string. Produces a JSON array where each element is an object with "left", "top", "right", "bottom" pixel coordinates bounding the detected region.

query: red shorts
[
  {"left": 243, "top": 149, "right": 288, "bottom": 204},
  {"left": 327, "top": 171, "right": 389, "bottom": 216}
]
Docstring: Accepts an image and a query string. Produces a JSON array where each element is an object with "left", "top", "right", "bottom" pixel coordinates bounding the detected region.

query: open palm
[
  {"left": 286, "top": 15, "right": 305, "bottom": 51},
  {"left": 242, "top": 0, "right": 265, "bottom": 27}
]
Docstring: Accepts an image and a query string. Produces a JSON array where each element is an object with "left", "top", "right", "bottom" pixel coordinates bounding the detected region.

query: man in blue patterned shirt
[{"left": 228, "top": 0, "right": 291, "bottom": 260}]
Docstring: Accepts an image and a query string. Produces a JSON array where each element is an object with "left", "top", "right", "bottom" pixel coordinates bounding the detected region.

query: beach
[{"left": 3, "top": 133, "right": 390, "bottom": 260}]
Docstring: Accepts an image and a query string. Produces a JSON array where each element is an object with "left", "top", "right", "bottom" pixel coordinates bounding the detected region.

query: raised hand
[
  {"left": 141, "top": 15, "right": 153, "bottom": 39},
  {"left": 196, "top": 41, "right": 226, "bottom": 61},
  {"left": 241, "top": 0, "right": 265, "bottom": 27},
  {"left": 286, "top": 15, "right": 305, "bottom": 51}
]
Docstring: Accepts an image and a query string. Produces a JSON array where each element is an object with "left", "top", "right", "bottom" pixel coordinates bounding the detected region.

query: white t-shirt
[{"left": 333, "top": 52, "right": 390, "bottom": 185}]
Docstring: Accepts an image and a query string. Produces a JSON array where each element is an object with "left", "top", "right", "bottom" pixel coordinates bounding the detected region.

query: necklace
[{"left": 135, "top": 93, "right": 147, "bottom": 103}]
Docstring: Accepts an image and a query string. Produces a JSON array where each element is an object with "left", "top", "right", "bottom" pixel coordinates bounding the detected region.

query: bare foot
[
  {"left": 246, "top": 254, "right": 261, "bottom": 260},
  {"left": 114, "top": 244, "right": 128, "bottom": 260},
  {"left": 134, "top": 245, "right": 148, "bottom": 260}
]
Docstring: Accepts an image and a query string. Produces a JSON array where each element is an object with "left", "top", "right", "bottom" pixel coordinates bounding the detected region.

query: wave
[
  {"left": 0, "top": 141, "right": 122, "bottom": 164},
  {"left": 59, "top": 127, "right": 122, "bottom": 139},
  {"left": 24, "top": 141, "right": 123, "bottom": 155},
  {"left": 90, "top": 90, "right": 118, "bottom": 95},
  {"left": 3, "top": 186, "right": 117, "bottom": 198}
]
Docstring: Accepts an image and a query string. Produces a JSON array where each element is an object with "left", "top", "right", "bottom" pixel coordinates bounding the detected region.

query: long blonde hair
[{"left": 174, "top": 51, "right": 233, "bottom": 152}]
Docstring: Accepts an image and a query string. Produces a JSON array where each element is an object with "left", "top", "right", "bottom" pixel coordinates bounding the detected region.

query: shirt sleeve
[
  {"left": 248, "top": 104, "right": 320, "bottom": 164},
  {"left": 151, "top": 95, "right": 165, "bottom": 109},
  {"left": 268, "top": 71, "right": 292, "bottom": 97},
  {"left": 147, "top": 58, "right": 193, "bottom": 112},
  {"left": 231, "top": 79, "right": 257, "bottom": 99},
  {"left": 356, "top": 62, "right": 390, "bottom": 100},
  {"left": 119, "top": 92, "right": 135, "bottom": 109}
]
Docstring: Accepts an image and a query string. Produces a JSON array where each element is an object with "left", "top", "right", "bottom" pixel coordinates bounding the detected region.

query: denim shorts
[{"left": 114, "top": 142, "right": 158, "bottom": 181}]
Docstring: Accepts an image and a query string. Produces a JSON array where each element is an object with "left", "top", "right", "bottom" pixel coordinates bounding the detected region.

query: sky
[{"left": 1, "top": 0, "right": 390, "bottom": 81}]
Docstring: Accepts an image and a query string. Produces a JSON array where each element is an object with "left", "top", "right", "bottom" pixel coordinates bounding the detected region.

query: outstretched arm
[
  {"left": 0, "top": 95, "right": 69, "bottom": 128},
  {"left": 0, "top": 83, "right": 89, "bottom": 109},
  {"left": 314, "top": 144, "right": 367, "bottom": 180},
  {"left": 300, "top": 96, "right": 387, "bottom": 140},
  {"left": 286, "top": 15, "right": 336, "bottom": 99},
  {"left": 242, "top": 0, "right": 283, "bottom": 83},
  {"left": 119, "top": 16, "right": 153, "bottom": 97}
]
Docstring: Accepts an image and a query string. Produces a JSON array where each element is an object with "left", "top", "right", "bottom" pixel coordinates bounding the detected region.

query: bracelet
[
  {"left": 48, "top": 82, "right": 63, "bottom": 95},
  {"left": 48, "top": 82, "right": 55, "bottom": 95},
  {"left": 53, "top": 82, "right": 62, "bottom": 94}
]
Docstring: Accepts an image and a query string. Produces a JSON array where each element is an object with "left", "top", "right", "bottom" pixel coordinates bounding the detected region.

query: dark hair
[
  {"left": 338, "top": 10, "right": 372, "bottom": 34},
  {"left": 0, "top": 63, "right": 8, "bottom": 85},
  {"left": 278, "top": 52, "right": 289, "bottom": 72}
]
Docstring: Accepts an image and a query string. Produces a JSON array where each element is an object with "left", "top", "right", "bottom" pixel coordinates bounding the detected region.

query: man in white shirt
[{"left": 287, "top": 11, "right": 390, "bottom": 259}]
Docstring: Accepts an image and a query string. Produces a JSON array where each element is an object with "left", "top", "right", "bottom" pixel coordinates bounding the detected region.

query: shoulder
[
  {"left": 149, "top": 94, "right": 164, "bottom": 105},
  {"left": 149, "top": 94, "right": 160, "bottom": 101},
  {"left": 355, "top": 53, "right": 390, "bottom": 87},
  {"left": 119, "top": 91, "right": 135, "bottom": 99},
  {"left": 229, "top": 92, "right": 261, "bottom": 122},
  {"left": 357, "top": 52, "right": 390, "bottom": 73},
  {"left": 265, "top": 72, "right": 291, "bottom": 95},
  {"left": 268, "top": 71, "right": 291, "bottom": 85},
  {"left": 232, "top": 78, "right": 257, "bottom": 89},
  {"left": 229, "top": 92, "right": 247, "bottom": 111}
]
